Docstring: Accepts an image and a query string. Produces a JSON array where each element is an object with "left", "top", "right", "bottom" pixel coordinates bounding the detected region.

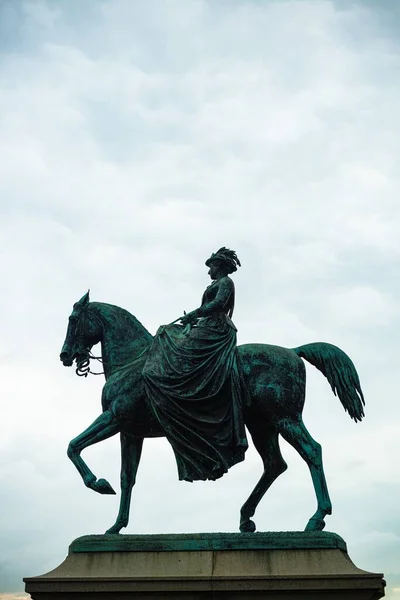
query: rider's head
[{"left": 206, "top": 247, "right": 241, "bottom": 279}]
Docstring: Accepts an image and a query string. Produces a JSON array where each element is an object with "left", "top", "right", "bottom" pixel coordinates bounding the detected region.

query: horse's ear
[{"left": 74, "top": 290, "right": 90, "bottom": 309}]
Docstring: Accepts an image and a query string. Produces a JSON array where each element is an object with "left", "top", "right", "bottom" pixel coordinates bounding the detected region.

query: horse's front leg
[
  {"left": 106, "top": 433, "right": 143, "bottom": 534},
  {"left": 67, "top": 410, "right": 120, "bottom": 494}
]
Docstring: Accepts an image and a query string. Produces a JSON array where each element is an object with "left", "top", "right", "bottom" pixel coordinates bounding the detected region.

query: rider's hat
[{"left": 205, "top": 247, "right": 241, "bottom": 273}]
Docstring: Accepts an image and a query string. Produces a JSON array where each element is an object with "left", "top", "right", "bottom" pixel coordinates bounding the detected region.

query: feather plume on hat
[{"left": 205, "top": 247, "right": 241, "bottom": 273}]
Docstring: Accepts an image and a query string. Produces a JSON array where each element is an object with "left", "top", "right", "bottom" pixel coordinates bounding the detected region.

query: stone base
[{"left": 24, "top": 532, "right": 385, "bottom": 599}]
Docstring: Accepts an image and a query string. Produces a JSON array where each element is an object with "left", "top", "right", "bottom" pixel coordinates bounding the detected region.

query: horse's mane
[{"left": 90, "top": 301, "right": 153, "bottom": 343}]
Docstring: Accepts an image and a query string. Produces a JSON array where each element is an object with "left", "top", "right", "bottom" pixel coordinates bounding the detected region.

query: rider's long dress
[{"left": 142, "top": 276, "right": 248, "bottom": 482}]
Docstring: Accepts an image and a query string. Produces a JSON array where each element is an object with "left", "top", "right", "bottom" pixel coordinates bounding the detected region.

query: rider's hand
[{"left": 180, "top": 310, "right": 199, "bottom": 326}]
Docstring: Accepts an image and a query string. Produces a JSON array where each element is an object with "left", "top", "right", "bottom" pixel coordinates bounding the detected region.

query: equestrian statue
[{"left": 60, "top": 247, "right": 365, "bottom": 534}]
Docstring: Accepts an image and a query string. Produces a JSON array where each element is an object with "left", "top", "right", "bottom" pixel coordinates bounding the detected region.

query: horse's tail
[{"left": 292, "top": 342, "right": 365, "bottom": 422}]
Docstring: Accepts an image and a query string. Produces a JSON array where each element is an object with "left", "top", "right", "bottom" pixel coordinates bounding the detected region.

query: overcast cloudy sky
[{"left": 1, "top": 0, "right": 400, "bottom": 597}]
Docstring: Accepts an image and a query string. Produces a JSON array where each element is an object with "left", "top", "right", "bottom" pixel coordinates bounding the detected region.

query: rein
[
  {"left": 75, "top": 351, "right": 105, "bottom": 377},
  {"left": 76, "top": 347, "right": 149, "bottom": 378},
  {"left": 74, "top": 308, "right": 181, "bottom": 378}
]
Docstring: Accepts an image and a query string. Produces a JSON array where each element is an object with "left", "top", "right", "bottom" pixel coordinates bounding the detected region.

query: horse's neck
[{"left": 91, "top": 302, "right": 153, "bottom": 378}]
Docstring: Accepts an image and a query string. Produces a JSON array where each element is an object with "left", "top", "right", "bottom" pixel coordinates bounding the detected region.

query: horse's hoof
[
  {"left": 305, "top": 517, "right": 326, "bottom": 531},
  {"left": 95, "top": 478, "right": 116, "bottom": 495},
  {"left": 240, "top": 519, "right": 256, "bottom": 533},
  {"left": 105, "top": 526, "right": 121, "bottom": 534},
  {"left": 105, "top": 519, "right": 127, "bottom": 534}
]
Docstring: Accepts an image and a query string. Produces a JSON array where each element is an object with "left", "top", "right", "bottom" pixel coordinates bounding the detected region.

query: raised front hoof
[
  {"left": 305, "top": 517, "right": 326, "bottom": 532},
  {"left": 240, "top": 518, "right": 256, "bottom": 533},
  {"left": 92, "top": 478, "right": 116, "bottom": 495}
]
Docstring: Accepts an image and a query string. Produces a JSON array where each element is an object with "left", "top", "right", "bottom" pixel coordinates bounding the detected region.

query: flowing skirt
[{"left": 142, "top": 316, "right": 248, "bottom": 481}]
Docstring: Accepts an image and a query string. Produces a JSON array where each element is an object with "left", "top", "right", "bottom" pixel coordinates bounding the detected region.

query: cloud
[{"left": 1, "top": 0, "right": 400, "bottom": 594}]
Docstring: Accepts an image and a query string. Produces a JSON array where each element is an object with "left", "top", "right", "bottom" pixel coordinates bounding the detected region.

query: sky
[{"left": 0, "top": 0, "right": 399, "bottom": 596}]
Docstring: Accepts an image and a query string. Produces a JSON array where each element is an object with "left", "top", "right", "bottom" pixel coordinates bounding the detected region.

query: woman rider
[{"left": 142, "top": 247, "right": 248, "bottom": 482}]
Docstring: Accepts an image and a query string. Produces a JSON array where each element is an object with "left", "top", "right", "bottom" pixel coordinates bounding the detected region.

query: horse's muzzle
[{"left": 60, "top": 351, "right": 74, "bottom": 367}]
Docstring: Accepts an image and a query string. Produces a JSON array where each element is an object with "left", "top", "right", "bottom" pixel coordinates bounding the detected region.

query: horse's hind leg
[
  {"left": 240, "top": 423, "right": 287, "bottom": 533},
  {"left": 106, "top": 433, "right": 143, "bottom": 534},
  {"left": 277, "top": 417, "right": 332, "bottom": 531},
  {"left": 67, "top": 410, "right": 120, "bottom": 495}
]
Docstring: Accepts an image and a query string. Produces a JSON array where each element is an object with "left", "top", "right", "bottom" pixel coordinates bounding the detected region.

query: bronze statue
[
  {"left": 142, "top": 247, "right": 248, "bottom": 482},
  {"left": 60, "top": 248, "right": 365, "bottom": 535}
]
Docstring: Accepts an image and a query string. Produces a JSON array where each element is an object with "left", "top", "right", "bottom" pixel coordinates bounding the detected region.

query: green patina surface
[
  {"left": 60, "top": 247, "right": 365, "bottom": 535},
  {"left": 69, "top": 531, "right": 347, "bottom": 554}
]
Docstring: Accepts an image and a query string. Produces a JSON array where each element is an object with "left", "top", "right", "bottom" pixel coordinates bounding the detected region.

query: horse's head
[{"left": 60, "top": 291, "right": 102, "bottom": 369}]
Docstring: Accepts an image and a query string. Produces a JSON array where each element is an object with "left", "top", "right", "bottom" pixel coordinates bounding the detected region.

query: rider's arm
[{"left": 195, "top": 277, "right": 234, "bottom": 317}]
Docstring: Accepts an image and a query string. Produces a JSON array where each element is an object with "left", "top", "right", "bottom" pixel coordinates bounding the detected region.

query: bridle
[
  {"left": 72, "top": 309, "right": 106, "bottom": 377},
  {"left": 72, "top": 308, "right": 149, "bottom": 377},
  {"left": 76, "top": 351, "right": 105, "bottom": 377}
]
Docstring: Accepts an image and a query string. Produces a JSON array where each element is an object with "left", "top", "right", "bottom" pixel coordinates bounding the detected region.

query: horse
[{"left": 60, "top": 291, "right": 365, "bottom": 535}]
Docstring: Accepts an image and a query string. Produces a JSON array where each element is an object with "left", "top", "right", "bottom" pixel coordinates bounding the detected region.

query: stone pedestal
[{"left": 24, "top": 531, "right": 385, "bottom": 599}]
